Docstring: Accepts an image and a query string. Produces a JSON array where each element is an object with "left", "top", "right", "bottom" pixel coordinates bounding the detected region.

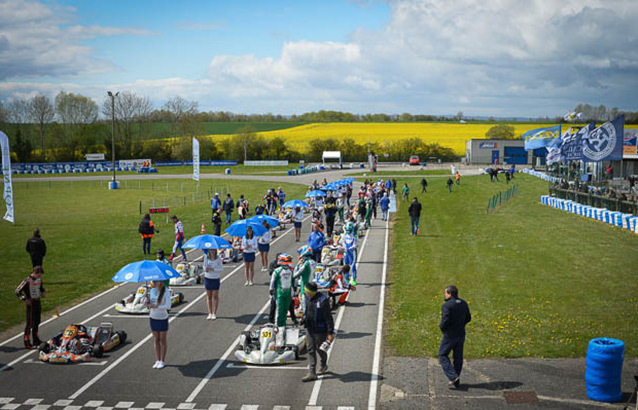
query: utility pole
[{"left": 107, "top": 91, "right": 119, "bottom": 189}]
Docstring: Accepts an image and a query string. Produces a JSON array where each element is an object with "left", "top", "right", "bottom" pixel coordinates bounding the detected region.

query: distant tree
[
  {"left": 0, "top": 101, "right": 8, "bottom": 124},
  {"left": 8, "top": 98, "right": 29, "bottom": 124},
  {"left": 28, "top": 94, "right": 55, "bottom": 160},
  {"left": 54, "top": 91, "right": 99, "bottom": 160},
  {"left": 400, "top": 113, "right": 413, "bottom": 122},
  {"left": 11, "top": 126, "right": 32, "bottom": 162},
  {"left": 308, "top": 138, "right": 340, "bottom": 162},
  {"left": 485, "top": 124, "right": 515, "bottom": 139},
  {"left": 455, "top": 111, "right": 464, "bottom": 121}
]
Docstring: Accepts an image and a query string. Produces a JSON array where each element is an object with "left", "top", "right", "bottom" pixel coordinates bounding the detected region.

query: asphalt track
[{"left": 0, "top": 192, "right": 391, "bottom": 409}]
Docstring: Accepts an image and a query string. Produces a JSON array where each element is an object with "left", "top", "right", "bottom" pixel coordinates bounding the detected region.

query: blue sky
[{"left": 1, "top": 0, "right": 637, "bottom": 117}]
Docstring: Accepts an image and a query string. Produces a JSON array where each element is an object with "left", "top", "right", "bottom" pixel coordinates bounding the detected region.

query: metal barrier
[
  {"left": 548, "top": 187, "right": 637, "bottom": 215},
  {"left": 486, "top": 184, "right": 518, "bottom": 214}
]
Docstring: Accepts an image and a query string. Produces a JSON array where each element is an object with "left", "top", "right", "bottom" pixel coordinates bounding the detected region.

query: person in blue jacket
[
  {"left": 379, "top": 192, "right": 390, "bottom": 221},
  {"left": 211, "top": 193, "right": 221, "bottom": 217},
  {"left": 307, "top": 223, "right": 326, "bottom": 263},
  {"left": 438, "top": 285, "right": 471, "bottom": 389}
]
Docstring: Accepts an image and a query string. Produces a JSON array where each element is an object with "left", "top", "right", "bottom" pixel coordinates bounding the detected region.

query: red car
[{"left": 409, "top": 155, "right": 420, "bottom": 165}]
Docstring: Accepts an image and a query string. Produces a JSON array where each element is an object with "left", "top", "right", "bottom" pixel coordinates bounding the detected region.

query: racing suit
[
  {"left": 170, "top": 219, "right": 187, "bottom": 261},
  {"left": 293, "top": 257, "right": 315, "bottom": 315},
  {"left": 15, "top": 275, "right": 45, "bottom": 347},
  {"left": 341, "top": 233, "right": 358, "bottom": 283},
  {"left": 270, "top": 266, "right": 294, "bottom": 346},
  {"left": 329, "top": 272, "right": 350, "bottom": 305}
]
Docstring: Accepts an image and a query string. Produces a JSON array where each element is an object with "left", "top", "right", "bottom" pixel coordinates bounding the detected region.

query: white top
[
  {"left": 149, "top": 287, "right": 171, "bottom": 320},
  {"left": 258, "top": 229, "right": 272, "bottom": 245},
  {"left": 242, "top": 236, "right": 257, "bottom": 253},
  {"left": 294, "top": 209, "right": 304, "bottom": 223},
  {"left": 203, "top": 253, "right": 223, "bottom": 279}
]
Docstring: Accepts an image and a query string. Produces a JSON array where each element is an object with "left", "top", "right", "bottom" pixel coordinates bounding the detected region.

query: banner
[
  {"left": 546, "top": 147, "right": 562, "bottom": 165},
  {"left": 0, "top": 131, "right": 14, "bottom": 223},
  {"left": 523, "top": 125, "right": 561, "bottom": 150},
  {"left": 192, "top": 137, "right": 200, "bottom": 182},
  {"left": 561, "top": 122, "right": 595, "bottom": 162},
  {"left": 582, "top": 115, "right": 624, "bottom": 162},
  {"left": 244, "top": 160, "right": 289, "bottom": 166},
  {"left": 624, "top": 129, "right": 638, "bottom": 158}
]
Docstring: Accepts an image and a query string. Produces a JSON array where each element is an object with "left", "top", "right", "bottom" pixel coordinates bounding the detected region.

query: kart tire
[
  {"left": 196, "top": 275, "right": 202, "bottom": 284},
  {"left": 238, "top": 331, "right": 252, "bottom": 350},
  {"left": 292, "top": 345, "right": 300, "bottom": 360},
  {"left": 39, "top": 342, "right": 49, "bottom": 353},
  {"left": 92, "top": 345, "right": 104, "bottom": 358},
  {"left": 179, "top": 293, "right": 184, "bottom": 304},
  {"left": 118, "top": 331, "right": 127, "bottom": 344}
]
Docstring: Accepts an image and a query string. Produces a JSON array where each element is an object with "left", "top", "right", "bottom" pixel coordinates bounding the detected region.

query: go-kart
[
  {"left": 221, "top": 237, "right": 243, "bottom": 264},
  {"left": 321, "top": 242, "right": 344, "bottom": 267},
  {"left": 278, "top": 210, "right": 293, "bottom": 230},
  {"left": 314, "top": 264, "right": 339, "bottom": 289},
  {"left": 170, "top": 261, "right": 203, "bottom": 286},
  {"left": 115, "top": 284, "right": 184, "bottom": 314},
  {"left": 39, "top": 323, "right": 126, "bottom": 363},
  {"left": 234, "top": 323, "right": 307, "bottom": 365}
]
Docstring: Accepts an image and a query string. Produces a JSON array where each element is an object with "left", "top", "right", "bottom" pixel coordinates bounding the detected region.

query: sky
[{"left": 0, "top": 0, "right": 637, "bottom": 118}]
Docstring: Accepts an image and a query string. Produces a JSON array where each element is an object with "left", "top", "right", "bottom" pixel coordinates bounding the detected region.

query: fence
[
  {"left": 548, "top": 187, "right": 637, "bottom": 215},
  {"left": 486, "top": 184, "right": 518, "bottom": 214}
]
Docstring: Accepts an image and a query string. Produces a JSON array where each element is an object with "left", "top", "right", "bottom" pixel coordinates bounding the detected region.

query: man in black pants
[
  {"left": 438, "top": 285, "right": 471, "bottom": 389},
  {"left": 15, "top": 266, "right": 45, "bottom": 349},
  {"left": 420, "top": 177, "right": 428, "bottom": 193},
  {"left": 301, "top": 282, "right": 334, "bottom": 382},
  {"left": 26, "top": 228, "right": 46, "bottom": 267}
]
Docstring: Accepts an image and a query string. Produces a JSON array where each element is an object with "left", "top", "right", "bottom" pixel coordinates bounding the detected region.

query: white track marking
[
  {"left": 367, "top": 218, "right": 389, "bottom": 409},
  {"left": 226, "top": 363, "right": 307, "bottom": 370},
  {"left": 0, "top": 303, "right": 116, "bottom": 373},
  {"left": 185, "top": 301, "right": 270, "bottom": 403},
  {"left": 308, "top": 226, "right": 372, "bottom": 406}
]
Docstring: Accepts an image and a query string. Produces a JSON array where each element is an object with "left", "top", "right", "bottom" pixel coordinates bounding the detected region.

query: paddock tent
[{"left": 322, "top": 151, "right": 342, "bottom": 166}]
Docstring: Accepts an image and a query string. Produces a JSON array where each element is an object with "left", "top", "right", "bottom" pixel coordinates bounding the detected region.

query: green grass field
[
  {"left": 385, "top": 174, "right": 637, "bottom": 358},
  {"left": 0, "top": 178, "right": 307, "bottom": 332}
]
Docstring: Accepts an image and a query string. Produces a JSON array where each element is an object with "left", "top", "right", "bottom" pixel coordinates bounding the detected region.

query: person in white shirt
[
  {"left": 203, "top": 249, "right": 223, "bottom": 320},
  {"left": 293, "top": 206, "right": 304, "bottom": 242},
  {"left": 146, "top": 280, "right": 171, "bottom": 369},
  {"left": 242, "top": 226, "right": 258, "bottom": 285},
  {"left": 258, "top": 221, "right": 272, "bottom": 272}
]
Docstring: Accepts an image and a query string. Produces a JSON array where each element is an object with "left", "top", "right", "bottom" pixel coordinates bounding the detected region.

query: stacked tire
[{"left": 585, "top": 337, "right": 625, "bottom": 402}]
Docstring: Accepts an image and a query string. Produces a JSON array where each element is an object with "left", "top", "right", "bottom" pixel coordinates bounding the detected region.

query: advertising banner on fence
[
  {"left": 192, "top": 138, "right": 200, "bottom": 182},
  {"left": 624, "top": 129, "right": 638, "bottom": 158},
  {"left": 244, "top": 160, "right": 289, "bottom": 166},
  {"left": 0, "top": 131, "right": 14, "bottom": 223},
  {"left": 118, "top": 159, "right": 151, "bottom": 169}
]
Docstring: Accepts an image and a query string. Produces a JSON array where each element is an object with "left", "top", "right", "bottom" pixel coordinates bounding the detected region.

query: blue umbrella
[
  {"left": 283, "top": 199, "right": 309, "bottom": 209},
  {"left": 112, "top": 260, "right": 181, "bottom": 283},
  {"left": 305, "top": 190, "right": 327, "bottom": 198},
  {"left": 225, "top": 219, "right": 268, "bottom": 237},
  {"left": 183, "top": 234, "right": 232, "bottom": 250},
  {"left": 248, "top": 214, "right": 280, "bottom": 228}
]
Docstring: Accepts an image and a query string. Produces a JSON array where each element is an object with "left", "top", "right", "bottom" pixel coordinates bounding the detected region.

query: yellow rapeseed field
[{"left": 208, "top": 123, "right": 638, "bottom": 155}]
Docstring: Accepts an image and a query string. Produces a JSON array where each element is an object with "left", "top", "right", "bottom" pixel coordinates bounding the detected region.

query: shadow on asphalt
[
  {"left": 337, "top": 331, "right": 372, "bottom": 340},
  {"left": 175, "top": 359, "right": 243, "bottom": 378},
  {"left": 457, "top": 381, "right": 523, "bottom": 392},
  {"left": 320, "top": 370, "right": 383, "bottom": 383},
  {"left": 0, "top": 346, "right": 22, "bottom": 353},
  {"left": 343, "top": 302, "right": 374, "bottom": 308},
  {"left": 176, "top": 311, "right": 207, "bottom": 318}
]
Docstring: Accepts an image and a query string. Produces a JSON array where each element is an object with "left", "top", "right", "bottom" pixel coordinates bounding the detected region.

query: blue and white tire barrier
[
  {"left": 540, "top": 195, "right": 637, "bottom": 234},
  {"left": 523, "top": 168, "right": 562, "bottom": 184}
]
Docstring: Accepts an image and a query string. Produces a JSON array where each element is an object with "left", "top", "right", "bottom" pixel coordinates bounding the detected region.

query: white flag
[
  {"left": 192, "top": 137, "right": 200, "bottom": 182},
  {"left": 0, "top": 131, "right": 15, "bottom": 223},
  {"left": 546, "top": 147, "right": 562, "bottom": 165}
]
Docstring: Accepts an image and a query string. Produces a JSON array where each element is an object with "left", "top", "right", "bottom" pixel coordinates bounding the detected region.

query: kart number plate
[
  {"left": 261, "top": 331, "right": 272, "bottom": 339},
  {"left": 49, "top": 357, "right": 67, "bottom": 363},
  {"left": 136, "top": 288, "right": 146, "bottom": 295}
]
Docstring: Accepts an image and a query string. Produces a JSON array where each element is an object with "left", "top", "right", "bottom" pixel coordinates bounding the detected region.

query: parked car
[{"left": 409, "top": 155, "right": 420, "bottom": 165}]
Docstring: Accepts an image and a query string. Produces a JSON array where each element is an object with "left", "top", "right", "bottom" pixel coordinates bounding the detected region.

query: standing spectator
[
  {"left": 258, "top": 221, "right": 272, "bottom": 272},
  {"left": 420, "top": 178, "right": 428, "bottom": 193},
  {"left": 146, "top": 280, "right": 171, "bottom": 369},
  {"left": 223, "top": 193, "right": 234, "bottom": 225},
  {"left": 26, "top": 228, "right": 46, "bottom": 267},
  {"left": 169, "top": 215, "right": 187, "bottom": 262},
  {"left": 242, "top": 226, "right": 257, "bottom": 286},
  {"left": 293, "top": 206, "right": 304, "bottom": 242},
  {"left": 505, "top": 171, "right": 511, "bottom": 184},
  {"left": 392, "top": 178, "right": 397, "bottom": 195},
  {"left": 307, "top": 223, "right": 326, "bottom": 262},
  {"left": 277, "top": 187, "right": 286, "bottom": 210},
  {"left": 237, "top": 194, "right": 249, "bottom": 218},
  {"left": 15, "top": 266, "right": 45, "bottom": 349},
  {"left": 455, "top": 171, "right": 461, "bottom": 185},
  {"left": 401, "top": 183, "right": 410, "bottom": 201},
  {"left": 605, "top": 164, "right": 613, "bottom": 180},
  {"left": 408, "top": 197, "right": 422, "bottom": 236},
  {"left": 211, "top": 193, "right": 221, "bottom": 217},
  {"left": 379, "top": 192, "right": 390, "bottom": 221},
  {"left": 509, "top": 164, "right": 516, "bottom": 179},
  {"left": 301, "top": 282, "right": 334, "bottom": 382},
  {"left": 346, "top": 184, "right": 352, "bottom": 207},
  {"left": 336, "top": 193, "right": 346, "bottom": 225},
  {"left": 324, "top": 201, "right": 337, "bottom": 238},
  {"left": 211, "top": 210, "right": 222, "bottom": 236},
  {"left": 438, "top": 285, "right": 471, "bottom": 389},
  {"left": 447, "top": 178, "right": 454, "bottom": 193},
  {"left": 139, "top": 214, "right": 159, "bottom": 256},
  {"left": 203, "top": 249, "right": 223, "bottom": 320}
]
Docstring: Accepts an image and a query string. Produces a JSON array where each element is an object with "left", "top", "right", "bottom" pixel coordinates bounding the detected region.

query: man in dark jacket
[
  {"left": 407, "top": 197, "right": 422, "bottom": 236},
  {"left": 26, "top": 228, "right": 46, "bottom": 267},
  {"left": 223, "top": 193, "right": 234, "bottom": 225},
  {"left": 301, "top": 282, "right": 334, "bottom": 382},
  {"left": 438, "top": 285, "right": 471, "bottom": 389}
]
